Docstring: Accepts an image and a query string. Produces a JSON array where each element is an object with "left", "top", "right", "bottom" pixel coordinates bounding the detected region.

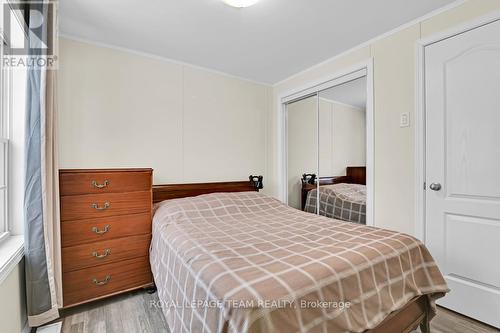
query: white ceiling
[
  {"left": 59, "top": 0, "right": 456, "bottom": 84},
  {"left": 320, "top": 77, "right": 367, "bottom": 110}
]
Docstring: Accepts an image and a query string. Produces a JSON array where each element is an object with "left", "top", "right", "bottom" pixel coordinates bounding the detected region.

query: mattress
[
  {"left": 304, "top": 183, "right": 367, "bottom": 224},
  {"left": 150, "top": 191, "right": 448, "bottom": 333}
]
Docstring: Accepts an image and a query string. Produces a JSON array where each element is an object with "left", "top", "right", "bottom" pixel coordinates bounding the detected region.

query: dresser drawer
[
  {"left": 60, "top": 191, "right": 151, "bottom": 221},
  {"left": 60, "top": 170, "right": 152, "bottom": 196},
  {"left": 62, "top": 234, "right": 151, "bottom": 272},
  {"left": 61, "top": 213, "right": 151, "bottom": 247},
  {"left": 62, "top": 256, "right": 152, "bottom": 307}
]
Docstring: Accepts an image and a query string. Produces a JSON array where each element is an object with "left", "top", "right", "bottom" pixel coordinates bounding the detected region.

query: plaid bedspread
[
  {"left": 304, "top": 184, "right": 367, "bottom": 224},
  {"left": 150, "top": 192, "right": 448, "bottom": 333}
]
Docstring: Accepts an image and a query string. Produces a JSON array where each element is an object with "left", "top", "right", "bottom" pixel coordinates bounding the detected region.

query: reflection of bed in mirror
[{"left": 302, "top": 166, "right": 367, "bottom": 224}]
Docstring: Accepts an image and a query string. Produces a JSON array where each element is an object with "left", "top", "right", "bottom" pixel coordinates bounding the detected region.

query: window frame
[{"left": 0, "top": 36, "right": 12, "bottom": 243}]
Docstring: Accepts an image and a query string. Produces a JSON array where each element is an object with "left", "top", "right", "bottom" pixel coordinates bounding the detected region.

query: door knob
[{"left": 429, "top": 183, "right": 442, "bottom": 191}]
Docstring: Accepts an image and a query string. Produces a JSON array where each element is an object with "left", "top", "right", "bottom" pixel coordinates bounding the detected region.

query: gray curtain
[{"left": 24, "top": 0, "right": 60, "bottom": 327}]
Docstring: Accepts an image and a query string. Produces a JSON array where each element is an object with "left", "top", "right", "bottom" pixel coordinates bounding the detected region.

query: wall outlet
[{"left": 400, "top": 112, "right": 410, "bottom": 127}]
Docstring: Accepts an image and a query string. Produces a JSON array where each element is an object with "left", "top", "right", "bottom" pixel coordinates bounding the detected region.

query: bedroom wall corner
[
  {"left": 270, "top": 0, "right": 500, "bottom": 235},
  {"left": 421, "top": 0, "right": 500, "bottom": 37},
  {"left": 58, "top": 37, "right": 271, "bottom": 186}
]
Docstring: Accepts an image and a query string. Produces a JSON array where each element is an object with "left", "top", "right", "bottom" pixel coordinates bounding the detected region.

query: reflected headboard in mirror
[
  {"left": 300, "top": 166, "right": 366, "bottom": 210},
  {"left": 317, "top": 166, "right": 366, "bottom": 186}
]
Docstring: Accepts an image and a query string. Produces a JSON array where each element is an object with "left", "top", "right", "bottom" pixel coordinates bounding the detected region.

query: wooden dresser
[{"left": 59, "top": 168, "right": 153, "bottom": 307}]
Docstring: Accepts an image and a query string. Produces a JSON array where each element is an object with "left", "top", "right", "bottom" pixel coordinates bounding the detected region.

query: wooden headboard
[{"left": 153, "top": 177, "right": 262, "bottom": 204}]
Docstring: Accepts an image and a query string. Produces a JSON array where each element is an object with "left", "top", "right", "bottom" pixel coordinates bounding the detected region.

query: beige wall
[
  {"left": 0, "top": 261, "right": 27, "bottom": 333},
  {"left": 58, "top": 38, "right": 272, "bottom": 187},
  {"left": 271, "top": 0, "right": 500, "bottom": 235}
]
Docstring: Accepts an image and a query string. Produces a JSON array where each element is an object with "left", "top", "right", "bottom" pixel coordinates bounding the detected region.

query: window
[{"left": 0, "top": 38, "right": 11, "bottom": 242}]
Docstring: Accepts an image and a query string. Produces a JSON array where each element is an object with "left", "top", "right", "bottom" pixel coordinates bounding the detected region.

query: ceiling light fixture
[{"left": 222, "top": 0, "right": 259, "bottom": 8}]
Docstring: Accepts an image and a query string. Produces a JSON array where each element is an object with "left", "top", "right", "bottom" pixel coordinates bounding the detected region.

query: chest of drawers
[{"left": 59, "top": 168, "right": 153, "bottom": 307}]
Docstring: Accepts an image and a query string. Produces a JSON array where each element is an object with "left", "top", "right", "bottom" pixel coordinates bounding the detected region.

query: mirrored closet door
[
  {"left": 286, "top": 94, "right": 318, "bottom": 213},
  {"left": 285, "top": 72, "right": 369, "bottom": 225}
]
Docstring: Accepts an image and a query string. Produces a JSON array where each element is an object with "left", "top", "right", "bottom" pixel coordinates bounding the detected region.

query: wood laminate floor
[
  {"left": 59, "top": 290, "right": 499, "bottom": 333},
  {"left": 60, "top": 291, "right": 169, "bottom": 333}
]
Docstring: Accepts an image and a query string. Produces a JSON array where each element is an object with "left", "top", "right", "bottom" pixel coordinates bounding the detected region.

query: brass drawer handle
[
  {"left": 92, "top": 275, "right": 111, "bottom": 286},
  {"left": 92, "top": 249, "right": 111, "bottom": 259},
  {"left": 91, "top": 202, "right": 110, "bottom": 211},
  {"left": 91, "top": 225, "right": 110, "bottom": 235},
  {"left": 91, "top": 179, "right": 110, "bottom": 189}
]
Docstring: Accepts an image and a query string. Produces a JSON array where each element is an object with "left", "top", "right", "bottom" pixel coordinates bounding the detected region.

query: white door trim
[
  {"left": 276, "top": 59, "right": 375, "bottom": 226},
  {"left": 414, "top": 10, "right": 500, "bottom": 241}
]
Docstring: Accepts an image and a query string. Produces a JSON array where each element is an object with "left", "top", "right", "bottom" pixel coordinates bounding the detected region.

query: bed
[
  {"left": 302, "top": 167, "right": 367, "bottom": 224},
  {"left": 150, "top": 179, "right": 448, "bottom": 333}
]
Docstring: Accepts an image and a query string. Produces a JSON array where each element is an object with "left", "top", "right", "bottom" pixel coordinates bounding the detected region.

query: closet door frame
[{"left": 278, "top": 59, "right": 374, "bottom": 226}]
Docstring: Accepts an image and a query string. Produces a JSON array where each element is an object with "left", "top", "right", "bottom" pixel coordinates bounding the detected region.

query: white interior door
[{"left": 425, "top": 19, "right": 500, "bottom": 328}]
